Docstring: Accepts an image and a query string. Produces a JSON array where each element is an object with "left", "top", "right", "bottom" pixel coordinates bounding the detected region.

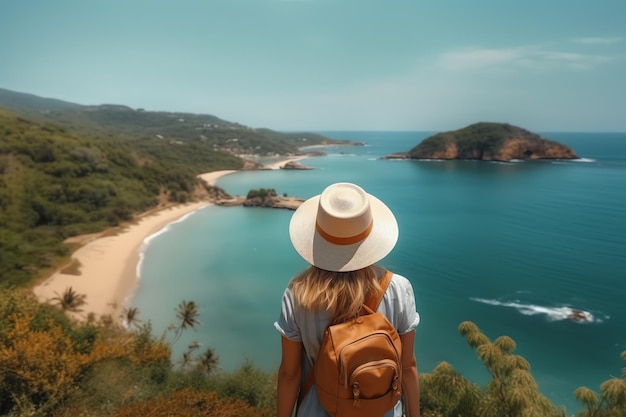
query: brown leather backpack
[{"left": 299, "top": 271, "right": 402, "bottom": 416}]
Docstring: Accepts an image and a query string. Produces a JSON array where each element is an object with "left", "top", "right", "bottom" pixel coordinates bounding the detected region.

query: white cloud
[
  {"left": 438, "top": 45, "right": 614, "bottom": 72},
  {"left": 572, "top": 37, "right": 623, "bottom": 45}
]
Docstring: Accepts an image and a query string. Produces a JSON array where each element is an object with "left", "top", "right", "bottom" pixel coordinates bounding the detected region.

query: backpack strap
[
  {"left": 364, "top": 270, "right": 393, "bottom": 312},
  {"left": 296, "top": 270, "right": 394, "bottom": 409}
]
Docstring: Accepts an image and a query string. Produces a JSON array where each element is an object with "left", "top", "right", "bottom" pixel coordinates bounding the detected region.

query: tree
[
  {"left": 50, "top": 286, "right": 87, "bottom": 313},
  {"left": 197, "top": 347, "right": 220, "bottom": 375},
  {"left": 171, "top": 300, "right": 201, "bottom": 345},
  {"left": 419, "top": 361, "right": 481, "bottom": 417},
  {"left": 458, "top": 321, "right": 565, "bottom": 417},
  {"left": 121, "top": 306, "right": 142, "bottom": 329},
  {"left": 179, "top": 341, "right": 201, "bottom": 370},
  {"left": 574, "top": 350, "right": 626, "bottom": 417}
]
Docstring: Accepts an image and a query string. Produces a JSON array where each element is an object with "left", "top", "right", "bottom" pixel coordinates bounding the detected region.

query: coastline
[
  {"left": 32, "top": 201, "right": 211, "bottom": 322},
  {"left": 31, "top": 159, "right": 303, "bottom": 323},
  {"left": 260, "top": 154, "right": 310, "bottom": 170}
]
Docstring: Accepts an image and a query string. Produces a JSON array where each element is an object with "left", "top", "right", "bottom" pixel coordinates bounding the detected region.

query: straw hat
[{"left": 289, "top": 182, "right": 398, "bottom": 272}]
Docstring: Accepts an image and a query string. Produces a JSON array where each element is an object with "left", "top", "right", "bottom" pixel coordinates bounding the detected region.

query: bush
[
  {"left": 246, "top": 188, "right": 277, "bottom": 199},
  {"left": 113, "top": 388, "right": 271, "bottom": 417}
]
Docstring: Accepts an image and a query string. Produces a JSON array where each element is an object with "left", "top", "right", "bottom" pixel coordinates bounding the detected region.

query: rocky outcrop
[
  {"left": 280, "top": 161, "right": 313, "bottom": 170},
  {"left": 243, "top": 196, "right": 304, "bottom": 210},
  {"left": 384, "top": 122, "right": 578, "bottom": 162},
  {"left": 215, "top": 190, "right": 304, "bottom": 210}
]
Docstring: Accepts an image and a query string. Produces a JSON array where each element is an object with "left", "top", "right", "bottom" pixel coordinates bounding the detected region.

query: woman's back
[
  {"left": 275, "top": 271, "right": 420, "bottom": 417},
  {"left": 275, "top": 182, "right": 421, "bottom": 417}
]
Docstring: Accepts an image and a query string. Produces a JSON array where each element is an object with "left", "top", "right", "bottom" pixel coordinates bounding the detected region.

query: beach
[
  {"left": 32, "top": 153, "right": 313, "bottom": 322},
  {"left": 264, "top": 155, "right": 309, "bottom": 170},
  {"left": 32, "top": 169, "right": 252, "bottom": 321},
  {"left": 32, "top": 201, "right": 211, "bottom": 321}
]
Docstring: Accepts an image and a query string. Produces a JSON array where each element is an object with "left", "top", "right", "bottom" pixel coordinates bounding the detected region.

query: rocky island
[
  {"left": 215, "top": 188, "right": 304, "bottom": 210},
  {"left": 384, "top": 122, "right": 578, "bottom": 162},
  {"left": 280, "top": 160, "right": 314, "bottom": 170}
]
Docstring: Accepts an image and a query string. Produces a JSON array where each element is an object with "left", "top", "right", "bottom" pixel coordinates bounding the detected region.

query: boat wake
[{"left": 470, "top": 297, "right": 604, "bottom": 323}]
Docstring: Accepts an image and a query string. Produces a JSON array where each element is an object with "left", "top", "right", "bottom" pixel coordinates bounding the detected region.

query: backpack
[{"left": 299, "top": 270, "right": 403, "bottom": 417}]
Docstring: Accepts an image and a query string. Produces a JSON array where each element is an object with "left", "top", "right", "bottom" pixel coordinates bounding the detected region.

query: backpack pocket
[
  {"left": 350, "top": 358, "right": 400, "bottom": 400},
  {"left": 339, "top": 332, "right": 401, "bottom": 388}
]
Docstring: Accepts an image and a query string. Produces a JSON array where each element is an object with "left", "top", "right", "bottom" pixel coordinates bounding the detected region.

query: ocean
[{"left": 132, "top": 131, "right": 626, "bottom": 414}]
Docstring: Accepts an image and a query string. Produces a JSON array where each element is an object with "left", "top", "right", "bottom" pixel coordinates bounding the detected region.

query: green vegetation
[
  {"left": 0, "top": 287, "right": 274, "bottom": 417},
  {"left": 1, "top": 288, "right": 625, "bottom": 417},
  {"left": 0, "top": 89, "right": 349, "bottom": 286},
  {"left": 408, "top": 122, "right": 575, "bottom": 160},
  {"left": 246, "top": 188, "right": 278, "bottom": 199},
  {"left": 0, "top": 109, "right": 243, "bottom": 286},
  {"left": 0, "top": 88, "right": 349, "bottom": 158},
  {"left": 409, "top": 122, "right": 526, "bottom": 158}
]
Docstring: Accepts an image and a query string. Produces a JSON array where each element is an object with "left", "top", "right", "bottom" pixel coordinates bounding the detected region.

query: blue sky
[{"left": 1, "top": 0, "right": 625, "bottom": 131}]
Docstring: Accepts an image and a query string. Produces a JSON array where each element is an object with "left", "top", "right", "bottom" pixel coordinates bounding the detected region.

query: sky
[{"left": 1, "top": 0, "right": 625, "bottom": 132}]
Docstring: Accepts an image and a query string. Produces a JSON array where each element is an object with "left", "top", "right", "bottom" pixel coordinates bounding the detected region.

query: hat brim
[{"left": 289, "top": 193, "right": 398, "bottom": 272}]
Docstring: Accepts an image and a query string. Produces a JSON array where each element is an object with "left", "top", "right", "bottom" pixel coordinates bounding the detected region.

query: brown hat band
[{"left": 315, "top": 220, "right": 373, "bottom": 246}]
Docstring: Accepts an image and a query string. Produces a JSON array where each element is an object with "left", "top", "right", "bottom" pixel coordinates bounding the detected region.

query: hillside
[
  {"left": 387, "top": 122, "right": 578, "bottom": 161},
  {"left": 0, "top": 88, "right": 349, "bottom": 157},
  {"left": 0, "top": 109, "right": 246, "bottom": 286},
  {"left": 0, "top": 88, "right": 354, "bottom": 287}
]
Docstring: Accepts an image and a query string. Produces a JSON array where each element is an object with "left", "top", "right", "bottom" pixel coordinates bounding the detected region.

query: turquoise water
[{"left": 133, "top": 131, "right": 626, "bottom": 414}]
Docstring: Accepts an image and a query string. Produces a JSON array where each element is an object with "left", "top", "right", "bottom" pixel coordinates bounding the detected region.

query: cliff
[{"left": 386, "top": 122, "right": 578, "bottom": 162}]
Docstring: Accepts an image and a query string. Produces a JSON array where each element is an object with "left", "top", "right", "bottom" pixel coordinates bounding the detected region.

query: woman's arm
[
  {"left": 400, "top": 330, "right": 421, "bottom": 417},
  {"left": 277, "top": 336, "right": 303, "bottom": 417}
]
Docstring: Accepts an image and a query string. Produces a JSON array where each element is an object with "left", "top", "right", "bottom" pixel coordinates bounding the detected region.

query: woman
[{"left": 275, "top": 182, "right": 421, "bottom": 417}]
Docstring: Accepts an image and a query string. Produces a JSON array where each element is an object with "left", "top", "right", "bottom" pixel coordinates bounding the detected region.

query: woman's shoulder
[
  {"left": 385, "top": 271, "right": 416, "bottom": 301},
  {"left": 379, "top": 271, "right": 419, "bottom": 332}
]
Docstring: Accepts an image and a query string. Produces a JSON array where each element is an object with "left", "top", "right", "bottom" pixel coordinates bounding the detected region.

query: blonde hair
[{"left": 289, "top": 264, "right": 385, "bottom": 323}]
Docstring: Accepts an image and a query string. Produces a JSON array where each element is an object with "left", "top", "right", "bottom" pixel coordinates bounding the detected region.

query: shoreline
[
  {"left": 32, "top": 201, "right": 212, "bottom": 321},
  {"left": 31, "top": 158, "right": 303, "bottom": 322},
  {"left": 266, "top": 154, "right": 309, "bottom": 169}
]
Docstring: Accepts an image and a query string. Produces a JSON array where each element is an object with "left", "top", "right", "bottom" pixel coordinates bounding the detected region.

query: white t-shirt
[{"left": 274, "top": 272, "right": 420, "bottom": 417}]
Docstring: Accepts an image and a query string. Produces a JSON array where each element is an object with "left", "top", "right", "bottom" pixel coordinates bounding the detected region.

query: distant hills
[
  {"left": 0, "top": 88, "right": 348, "bottom": 286},
  {"left": 386, "top": 122, "right": 578, "bottom": 161},
  {"left": 0, "top": 88, "right": 348, "bottom": 157},
  {"left": 0, "top": 88, "right": 83, "bottom": 113}
]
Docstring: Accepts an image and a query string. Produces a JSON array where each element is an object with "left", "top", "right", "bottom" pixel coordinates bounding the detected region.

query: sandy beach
[
  {"left": 32, "top": 201, "right": 211, "bottom": 321},
  {"left": 32, "top": 160, "right": 302, "bottom": 322},
  {"left": 197, "top": 169, "right": 238, "bottom": 186},
  {"left": 264, "top": 155, "right": 308, "bottom": 170}
]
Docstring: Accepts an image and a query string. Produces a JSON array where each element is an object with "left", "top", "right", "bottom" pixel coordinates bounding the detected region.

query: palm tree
[
  {"left": 50, "top": 287, "right": 87, "bottom": 313},
  {"left": 121, "top": 307, "right": 142, "bottom": 329},
  {"left": 180, "top": 351, "right": 193, "bottom": 369},
  {"left": 197, "top": 347, "right": 220, "bottom": 375},
  {"left": 179, "top": 341, "right": 202, "bottom": 369},
  {"left": 171, "top": 300, "right": 201, "bottom": 345}
]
